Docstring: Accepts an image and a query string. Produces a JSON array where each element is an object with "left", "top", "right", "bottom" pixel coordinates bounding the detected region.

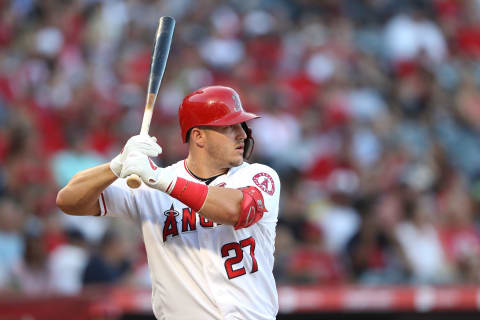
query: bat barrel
[{"left": 148, "top": 16, "right": 175, "bottom": 95}]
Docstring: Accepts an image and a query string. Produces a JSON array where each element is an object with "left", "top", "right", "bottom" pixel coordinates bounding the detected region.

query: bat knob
[{"left": 127, "top": 174, "right": 142, "bottom": 189}]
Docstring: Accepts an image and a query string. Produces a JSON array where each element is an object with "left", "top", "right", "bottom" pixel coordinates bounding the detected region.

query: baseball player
[{"left": 56, "top": 86, "right": 280, "bottom": 320}]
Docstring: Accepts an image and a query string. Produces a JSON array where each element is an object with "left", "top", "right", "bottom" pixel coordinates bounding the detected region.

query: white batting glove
[
  {"left": 110, "top": 134, "right": 163, "bottom": 177},
  {"left": 119, "top": 151, "right": 177, "bottom": 193}
]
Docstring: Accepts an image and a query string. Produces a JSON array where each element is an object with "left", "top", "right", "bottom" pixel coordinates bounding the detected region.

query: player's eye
[
  {"left": 213, "top": 125, "right": 236, "bottom": 135},
  {"left": 219, "top": 125, "right": 234, "bottom": 132}
]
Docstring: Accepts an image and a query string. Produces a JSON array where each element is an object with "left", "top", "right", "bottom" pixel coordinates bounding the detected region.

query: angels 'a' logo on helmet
[{"left": 232, "top": 93, "right": 243, "bottom": 112}]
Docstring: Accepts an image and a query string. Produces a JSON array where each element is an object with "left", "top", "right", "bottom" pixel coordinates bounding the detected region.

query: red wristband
[{"left": 170, "top": 177, "right": 209, "bottom": 212}]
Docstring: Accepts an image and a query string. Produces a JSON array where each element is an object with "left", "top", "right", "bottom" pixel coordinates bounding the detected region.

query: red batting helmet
[{"left": 179, "top": 86, "right": 259, "bottom": 159}]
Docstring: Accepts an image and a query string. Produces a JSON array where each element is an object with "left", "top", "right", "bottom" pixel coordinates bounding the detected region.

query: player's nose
[{"left": 234, "top": 124, "right": 247, "bottom": 140}]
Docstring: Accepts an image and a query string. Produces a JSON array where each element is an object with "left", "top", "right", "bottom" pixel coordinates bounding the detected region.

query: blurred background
[{"left": 1, "top": 0, "right": 480, "bottom": 319}]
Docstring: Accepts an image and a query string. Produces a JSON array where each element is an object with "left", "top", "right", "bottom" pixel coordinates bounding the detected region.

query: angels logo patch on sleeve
[{"left": 253, "top": 172, "right": 275, "bottom": 196}]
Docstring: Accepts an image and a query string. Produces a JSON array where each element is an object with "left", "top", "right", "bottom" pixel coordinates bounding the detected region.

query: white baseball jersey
[{"left": 99, "top": 160, "right": 280, "bottom": 320}]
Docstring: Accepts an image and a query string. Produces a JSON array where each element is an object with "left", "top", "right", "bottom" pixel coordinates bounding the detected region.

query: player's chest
[
  {"left": 147, "top": 175, "right": 240, "bottom": 243},
  {"left": 158, "top": 202, "right": 223, "bottom": 243}
]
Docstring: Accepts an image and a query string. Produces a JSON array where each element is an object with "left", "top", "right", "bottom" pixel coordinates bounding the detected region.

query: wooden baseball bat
[{"left": 126, "top": 16, "right": 175, "bottom": 189}]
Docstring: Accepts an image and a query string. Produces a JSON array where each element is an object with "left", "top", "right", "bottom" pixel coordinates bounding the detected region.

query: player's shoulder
[
  {"left": 166, "top": 159, "right": 185, "bottom": 172},
  {"left": 231, "top": 162, "right": 279, "bottom": 180},
  {"left": 229, "top": 161, "right": 280, "bottom": 197},
  {"left": 168, "top": 159, "right": 201, "bottom": 181}
]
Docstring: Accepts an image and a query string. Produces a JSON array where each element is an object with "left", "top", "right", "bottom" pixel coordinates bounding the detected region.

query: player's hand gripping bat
[{"left": 126, "top": 16, "right": 175, "bottom": 189}]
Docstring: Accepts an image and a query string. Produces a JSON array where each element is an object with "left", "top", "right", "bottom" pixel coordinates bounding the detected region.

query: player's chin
[{"left": 230, "top": 154, "right": 244, "bottom": 167}]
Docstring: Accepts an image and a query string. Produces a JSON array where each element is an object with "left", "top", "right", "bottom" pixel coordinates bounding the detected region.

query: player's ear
[{"left": 190, "top": 127, "right": 206, "bottom": 148}]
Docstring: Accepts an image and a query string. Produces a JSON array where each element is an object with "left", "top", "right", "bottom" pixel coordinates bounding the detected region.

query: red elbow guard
[{"left": 234, "top": 186, "right": 267, "bottom": 230}]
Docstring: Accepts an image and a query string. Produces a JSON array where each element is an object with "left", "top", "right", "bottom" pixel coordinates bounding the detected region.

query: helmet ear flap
[
  {"left": 241, "top": 123, "right": 255, "bottom": 160},
  {"left": 244, "top": 137, "right": 254, "bottom": 160}
]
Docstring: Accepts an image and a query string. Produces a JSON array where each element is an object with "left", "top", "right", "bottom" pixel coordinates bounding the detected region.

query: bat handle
[
  {"left": 126, "top": 103, "right": 155, "bottom": 189},
  {"left": 127, "top": 174, "right": 142, "bottom": 189},
  {"left": 126, "top": 130, "right": 147, "bottom": 189}
]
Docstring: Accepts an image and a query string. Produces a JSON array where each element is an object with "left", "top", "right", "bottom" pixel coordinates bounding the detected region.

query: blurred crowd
[{"left": 1, "top": 0, "right": 480, "bottom": 296}]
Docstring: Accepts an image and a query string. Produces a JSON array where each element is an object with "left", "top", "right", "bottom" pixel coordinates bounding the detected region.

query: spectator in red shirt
[{"left": 285, "top": 222, "right": 345, "bottom": 285}]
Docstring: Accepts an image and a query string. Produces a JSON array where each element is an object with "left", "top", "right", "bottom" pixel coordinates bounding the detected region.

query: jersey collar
[{"left": 183, "top": 160, "right": 226, "bottom": 185}]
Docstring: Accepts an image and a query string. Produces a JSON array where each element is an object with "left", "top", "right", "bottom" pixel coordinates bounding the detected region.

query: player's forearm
[
  {"left": 199, "top": 187, "right": 243, "bottom": 225},
  {"left": 56, "top": 163, "right": 117, "bottom": 216}
]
